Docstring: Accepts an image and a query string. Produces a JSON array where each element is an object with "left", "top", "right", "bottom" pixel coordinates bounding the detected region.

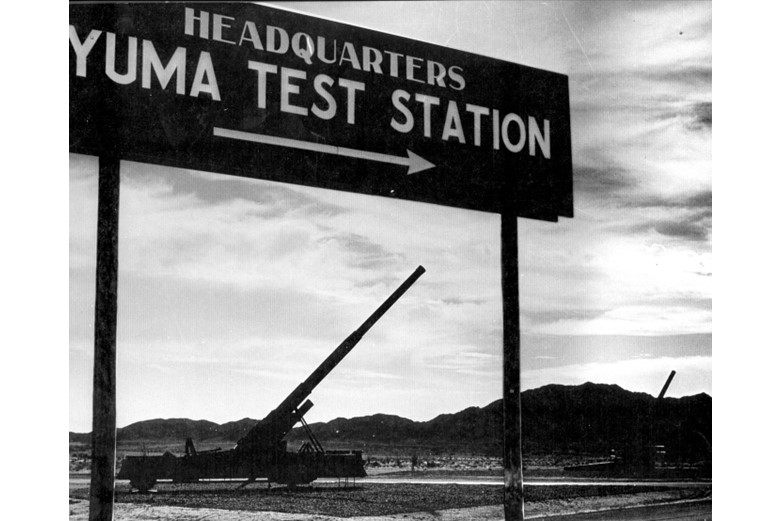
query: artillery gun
[
  {"left": 563, "top": 370, "right": 677, "bottom": 476},
  {"left": 117, "top": 266, "right": 425, "bottom": 491}
]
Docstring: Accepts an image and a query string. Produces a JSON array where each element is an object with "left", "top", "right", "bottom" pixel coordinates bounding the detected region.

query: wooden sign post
[{"left": 88, "top": 157, "right": 120, "bottom": 521}]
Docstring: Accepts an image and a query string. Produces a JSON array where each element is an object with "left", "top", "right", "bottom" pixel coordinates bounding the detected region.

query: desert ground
[{"left": 69, "top": 452, "right": 711, "bottom": 520}]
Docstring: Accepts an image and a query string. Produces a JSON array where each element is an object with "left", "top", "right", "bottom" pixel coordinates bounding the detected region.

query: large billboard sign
[{"left": 70, "top": 2, "right": 573, "bottom": 221}]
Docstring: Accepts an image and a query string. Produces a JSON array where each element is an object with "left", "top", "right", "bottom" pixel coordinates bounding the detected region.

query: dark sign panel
[{"left": 70, "top": 3, "right": 573, "bottom": 220}]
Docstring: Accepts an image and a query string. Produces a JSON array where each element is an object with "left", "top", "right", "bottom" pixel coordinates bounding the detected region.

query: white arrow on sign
[{"left": 213, "top": 127, "right": 435, "bottom": 175}]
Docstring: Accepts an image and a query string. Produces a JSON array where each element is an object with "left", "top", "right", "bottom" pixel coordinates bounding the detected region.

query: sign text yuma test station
[{"left": 70, "top": 3, "right": 573, "bottom": 220}]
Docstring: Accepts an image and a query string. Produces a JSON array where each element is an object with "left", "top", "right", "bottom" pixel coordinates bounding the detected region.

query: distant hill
[
  {"left": 69, "top": 383, "right": 711, "bottom": 461},
  {"left": 118, "top": 418, "right": 222, "bottom": 441},
  {"left": 516, "top": 383, "right": 710, "bottom": 460}
]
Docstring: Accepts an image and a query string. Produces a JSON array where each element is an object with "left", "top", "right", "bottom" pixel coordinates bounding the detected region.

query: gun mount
[{"left": 117, "top": 266, "right": 425, "bottom": 491}]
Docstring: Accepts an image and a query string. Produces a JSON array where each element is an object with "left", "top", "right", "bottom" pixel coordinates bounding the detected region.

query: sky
[{"left": 69, "top": 1, "right": 712, "bottom": 432}]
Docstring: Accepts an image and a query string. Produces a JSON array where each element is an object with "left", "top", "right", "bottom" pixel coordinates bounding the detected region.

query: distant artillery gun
[
  {"left": 564, "top": 370, "right": 678, "bottom": 476},
  {"left": 117, "top": 266, "right": 426, "bottom": 492},
  {"left": 656, "top": 370, "right": 676, "bottom": 401}
]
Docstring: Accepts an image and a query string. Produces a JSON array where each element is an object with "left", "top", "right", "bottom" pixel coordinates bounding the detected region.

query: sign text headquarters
[{"left": 70, "top": 7, "right": 553, "bottom": 159}]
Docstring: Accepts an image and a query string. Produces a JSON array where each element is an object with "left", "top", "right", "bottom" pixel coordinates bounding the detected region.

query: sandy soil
[
  {"left": 68, "top": 499, "right": 503, "bottom": 520},
  {"left": 69, "top": 490, "right": 709, "bottom": 521}
]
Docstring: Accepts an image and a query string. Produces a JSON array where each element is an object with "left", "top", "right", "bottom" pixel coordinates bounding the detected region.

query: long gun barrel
[
  {"left": 236, "top": 266, "right": 426, "bottom": 452},
  {"left": 657, "top": 370, "right": 676, "bottom": 400}
]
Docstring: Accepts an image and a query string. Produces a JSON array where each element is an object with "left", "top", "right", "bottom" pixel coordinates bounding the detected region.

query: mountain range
[{"left": 70, "top": 382, "right": 711, "bottom": 461}]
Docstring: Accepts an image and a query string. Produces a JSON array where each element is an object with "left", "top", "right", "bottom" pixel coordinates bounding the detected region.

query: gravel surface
[
  {"left": 72, "top": 482, "right": 499, "bottom": 517},
  {"left": 70, "top": 482, "right": 709, "bottom": 518}
]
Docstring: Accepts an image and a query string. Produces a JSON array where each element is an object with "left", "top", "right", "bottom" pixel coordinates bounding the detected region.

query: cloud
[
  {"left": 115, "top": 165, "right": 406, "bottom": 295},
  {"left": 121, "top": 161, "right": 347, "bottom": 219},
  {"left": 533, "top": 305, "right": 711, "bottom": 336},
  {"left": 688, "top": 101, "right": 712, "bottom": 130},
  {"left": 563, "top": 1, "right": 711, "bottom": 214},
  {"left": 317, "top": 232, "right": 406, "bottom": 271},
  {"left": 521, "top": 333, "right": 712, "bottom": 371},
  {"left": 652, "top": 217, "right": 710, "bottom": 241},
  {"left": 561, "top": 1, "right": 711, "bottom": 77},
  {"left": 420, "top": 350, "right": 501, "bottom": 379},
  {"left": 613, "top": 199, "right": 712, "bottom": 244},
  {"left": 652, "top": 100, "right": 712, "bottom": 134},
  {"left": 438, "top": 296, "right": 489, "bottom": 306},
  {"left": 631, "top": 190, "right": 711, "bottom": 210},
  {"left": 523, "top": 308, "right": 610, "bottom": 329},
  {"left": 641, "top": 66, "right": 712, "bottom": 89},
  {"left": 69, "top": 156, "right": 98, "bottom": 270},
  {"left": 573, "top": 165, "right": 637, "bottom": 197},
  {"left": 623, "top": 209, "right": 711, "bottom": 242}
]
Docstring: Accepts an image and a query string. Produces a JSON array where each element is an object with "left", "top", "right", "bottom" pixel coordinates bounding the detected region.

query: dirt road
[
  {"left": 69, "top": 498, "right": 712, "bottom": 521},
  {"left": 69, "top": 474, "right": 711, "bottom": 520},
  {"left": 532, "top": 500, "right": 712, "bottom": 520}
]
